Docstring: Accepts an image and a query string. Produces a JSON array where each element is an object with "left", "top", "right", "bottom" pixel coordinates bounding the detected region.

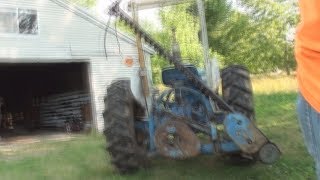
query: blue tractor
[{"left": 103, "top": 2, "right": 280, "bottom": 173}]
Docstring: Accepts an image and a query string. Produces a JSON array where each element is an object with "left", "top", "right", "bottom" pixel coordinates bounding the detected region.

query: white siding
[
  {"left": 0, "top": 0, "right": 153, "bottom": 132},
  {"left": 90, "top": 55, "right": 150, "bottom": 131},
  {"left": 0, "top": 0, "right": 141, "bottom": 59}
]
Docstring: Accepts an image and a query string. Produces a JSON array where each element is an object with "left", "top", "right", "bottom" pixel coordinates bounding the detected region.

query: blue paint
[
  {"left": 134, "top": 120, "right": 148, "bottom": 131},
  {"left": 224, "top": 113, "right": 254, "bottom": 150},
  {"left": 210, "top": 123, "right": 217, "bottom": 140},
  {"left": 134, "top": 67, "right": 272, "bottom": 160},
  {"left": 220, "top": 141, "right": 241, "bottom": 153},
  {"left": 166, "top": 126, "right": 176, "bottom": 134},
  {"left": 200, "top": 141, "right": 240, "bottom": 155},
  {"left": 162, "top": 65, "right": 200, "bottom": 89},
  {"left": 201, "top": 143, "right": 214, "bottom": 154},
  {"left": 138, "top": 106, "right": 253, "bottom": 156},
  {"left": 148, "top": 116, "right": 156, "bottom": 151},
  {"left": 154, "top": 86, "right": 214, "bottom": 125},
  {"left": 171, "top": 105, "right": 187, "bottom": 117}
]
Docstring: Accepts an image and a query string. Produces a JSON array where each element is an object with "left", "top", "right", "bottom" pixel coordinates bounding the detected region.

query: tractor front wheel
[{"left": 103, "top": 80, "right": 148, "bottom": 174}]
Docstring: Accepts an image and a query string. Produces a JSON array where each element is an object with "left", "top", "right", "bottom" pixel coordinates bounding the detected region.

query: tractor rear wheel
[
  {"left": 221, "top": 65, "right": 255, "bottom": 122},
  {"left": 221, "top": 65, "right": 257, "bottom": 164},
  {"left": 103, "top": 80, "right": 148, "bottom": 174}
]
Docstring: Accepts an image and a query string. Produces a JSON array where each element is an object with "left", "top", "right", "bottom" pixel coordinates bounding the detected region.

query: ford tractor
[{"left": 103, "top": 1, "right": 280, "bottom": 173}]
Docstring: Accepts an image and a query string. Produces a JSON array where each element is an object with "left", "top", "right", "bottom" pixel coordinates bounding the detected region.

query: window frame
[
  {"left": 0, "top": 6, "right": 39, "bottom": 37},
  {"left": 0, "top": 7, "right": 18, "bottom": 34},
  {"left": 18, "top": 8, "right": 39, "bottom": 35}
]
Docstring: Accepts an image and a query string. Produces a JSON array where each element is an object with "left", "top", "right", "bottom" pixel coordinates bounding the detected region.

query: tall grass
[{"left": 252, "top": 74, "right": 297, "bottom": 94}]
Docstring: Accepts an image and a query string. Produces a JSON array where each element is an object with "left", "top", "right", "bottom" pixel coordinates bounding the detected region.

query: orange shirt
[{"left": 295, "top": 0, "right": 320, "bottom": 112}]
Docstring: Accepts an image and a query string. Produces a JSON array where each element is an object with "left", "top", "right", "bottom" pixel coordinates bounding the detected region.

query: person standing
[{"left": 295, "top": 0, "right": 320, "bottom": 179}]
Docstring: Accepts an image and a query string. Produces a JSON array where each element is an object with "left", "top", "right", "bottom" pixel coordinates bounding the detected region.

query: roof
[{"left": 50, "top": 0, "right": 155, "bottom": 54}]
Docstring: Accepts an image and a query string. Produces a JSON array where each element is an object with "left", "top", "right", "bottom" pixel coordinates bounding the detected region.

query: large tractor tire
[
  {"left": 103, "top": 80, "right": 148, "bottom": 174},
  {"left": 221, "top": 65, "right": 256, "bottom": 165},
  {"left": 221, "top": 65, "right": 255, "bottom": 122}
]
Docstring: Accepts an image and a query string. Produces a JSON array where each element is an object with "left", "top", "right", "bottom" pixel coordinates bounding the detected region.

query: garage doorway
[{"left": 0, "top": 62, "right": 93, "bottom": 138}]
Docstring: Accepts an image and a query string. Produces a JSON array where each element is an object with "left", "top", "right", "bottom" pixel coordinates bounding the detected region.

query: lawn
[{"left": 0, "top": 75, "right": 316, "bottom": 180}]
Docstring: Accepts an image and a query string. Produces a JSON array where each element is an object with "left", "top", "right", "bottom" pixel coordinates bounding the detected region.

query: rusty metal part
[
  {"left": 242, "top": 121, "right": 268, "bottom": 154},
  {"left": 155, "top": 120, "right": 201, "bottom": 159},
  {"left": 156, "top": 110, "right": 212, "bottom": 135}
]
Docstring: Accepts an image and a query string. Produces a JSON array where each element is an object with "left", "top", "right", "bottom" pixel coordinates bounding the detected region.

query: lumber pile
[{"left": 39, "top": 91, "right": 90, "bottom": 128}]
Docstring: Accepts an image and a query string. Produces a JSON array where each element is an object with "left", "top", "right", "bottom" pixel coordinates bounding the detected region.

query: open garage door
[{"left": 0, "top": 62, "right": 92, "bottom": 137}]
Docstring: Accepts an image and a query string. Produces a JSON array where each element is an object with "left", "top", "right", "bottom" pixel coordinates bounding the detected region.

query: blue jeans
[{"left": 297, "top": 94, "right": 320, "bottom": 179}]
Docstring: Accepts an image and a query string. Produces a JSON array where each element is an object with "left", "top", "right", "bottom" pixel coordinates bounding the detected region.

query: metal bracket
[{"left": 139, "top": 68, "right": 148, "bottom": 77}]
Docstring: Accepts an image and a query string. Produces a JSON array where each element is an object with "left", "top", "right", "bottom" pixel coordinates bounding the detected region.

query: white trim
[
  {"left": 0, "top": 58, "right": 90, "bottom": 63},
  {"left": 87, "top": 61, "right": 98, "bottom": 133}
]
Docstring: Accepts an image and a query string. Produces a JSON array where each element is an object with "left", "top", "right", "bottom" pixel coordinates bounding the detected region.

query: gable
[{"left": 0, "top": 0, "right": 153, "bottom": 60}]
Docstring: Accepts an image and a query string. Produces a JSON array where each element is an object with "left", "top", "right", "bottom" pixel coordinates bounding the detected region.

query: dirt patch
[{"left": 0, "top": 131, "right": 78, "bottom": 157}]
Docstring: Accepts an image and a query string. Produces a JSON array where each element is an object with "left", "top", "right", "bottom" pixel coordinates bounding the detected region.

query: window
[
  {"left": 0, "top": 8, "right": 38, "bottom": 35},
  {"left": 0, "top": 8, "right": 17, "bottom": 33},
  {"left": 18, "top": 9, "right": 38, "bottom": 34}
]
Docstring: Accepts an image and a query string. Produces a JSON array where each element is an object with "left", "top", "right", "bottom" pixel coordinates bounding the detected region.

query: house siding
[
  {"left": 90, "top": 56, "right": 149, "bottom": 131},
  {"left": 0, "top": 0, "right": 153, "bottom": 132}
]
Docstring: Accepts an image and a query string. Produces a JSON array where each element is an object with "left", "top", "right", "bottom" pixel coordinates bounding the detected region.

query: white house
[{"left": 0, "top": 0, "right": 154, "bottom": 133}]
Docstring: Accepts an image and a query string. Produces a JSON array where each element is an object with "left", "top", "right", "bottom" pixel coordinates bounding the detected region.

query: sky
[
  {"left": 92, "top": 0, "right": 296, "bottom": 41},
  {"left": 94, "top": 0, "right": 161, "bottom": 27},
  {"left": 91, "top": 0, "right": 239, "bottom": 30}
]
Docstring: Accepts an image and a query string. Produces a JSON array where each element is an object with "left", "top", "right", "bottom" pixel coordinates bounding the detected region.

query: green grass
[{"left": 0, "top": 76, "right": 316, "bottom": 180}]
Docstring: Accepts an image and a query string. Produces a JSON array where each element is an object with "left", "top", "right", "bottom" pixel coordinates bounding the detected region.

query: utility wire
[
  {"left": 104, "top": 15, "right": 112, "bottom": 61},
  {"left": 104, "top": 0, "right": 123, "bottom": 61},
  {"left": 114, "top": 19, "right": 124, "bottom": 59}
]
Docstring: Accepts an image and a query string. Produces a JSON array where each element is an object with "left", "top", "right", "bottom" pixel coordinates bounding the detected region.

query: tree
[
  {"left": 69, "top": 0, "right": 96, "bottom": 7},
  {"left": 158, "top": 4, "right": 204, "bottom": 66},
  {"left": 240, "top": 0, "right": 298, "bottom": 74},
  {"left": 205, "top": 0, "right": 299, "bottom": 74},
  {"left": 117, "top": 0, "right": 299, "bottom": 84},
  {"left": 148, "top": 3, "right": 205, "bottom": 83}
]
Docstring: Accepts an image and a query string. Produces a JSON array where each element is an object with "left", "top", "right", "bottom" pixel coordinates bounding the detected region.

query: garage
[
  {"left": 0, "top": 62, "right": 93, "bottom": 137},
  {"left": 1, "top": 0, "right": 154, "bottom": 133}
]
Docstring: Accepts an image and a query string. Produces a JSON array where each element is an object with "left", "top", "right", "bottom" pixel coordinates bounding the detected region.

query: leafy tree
[
  {"left": 114, "top": 0, "right": 299, "bottom": 85},
  {"left": 158, "top": 4, "right": 204, "bottom": 66},
  {"left": 241, "top": 0, "right": 298, "bottom": 73},
  {"left": 70, "top": 0, "right": 96, "bottom": 7},
  {"left": 205, "top": 0, "right": 299, "bottom": 74},
  {"left": 148, "top": 4, "right": 205, "bottom": 84}
]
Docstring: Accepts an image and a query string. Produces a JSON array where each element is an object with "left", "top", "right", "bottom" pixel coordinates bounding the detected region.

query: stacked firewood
[
  {"left": 0, "top": 97, "right": 14, "bottom": 130},
  {"left": 39, "top": 91, "right": 90, "bottom": 128}
]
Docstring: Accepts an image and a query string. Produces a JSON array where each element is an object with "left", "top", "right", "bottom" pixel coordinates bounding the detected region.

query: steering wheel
[{"left": 157, "top": 87, "right": 210, "bottom": 123}]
